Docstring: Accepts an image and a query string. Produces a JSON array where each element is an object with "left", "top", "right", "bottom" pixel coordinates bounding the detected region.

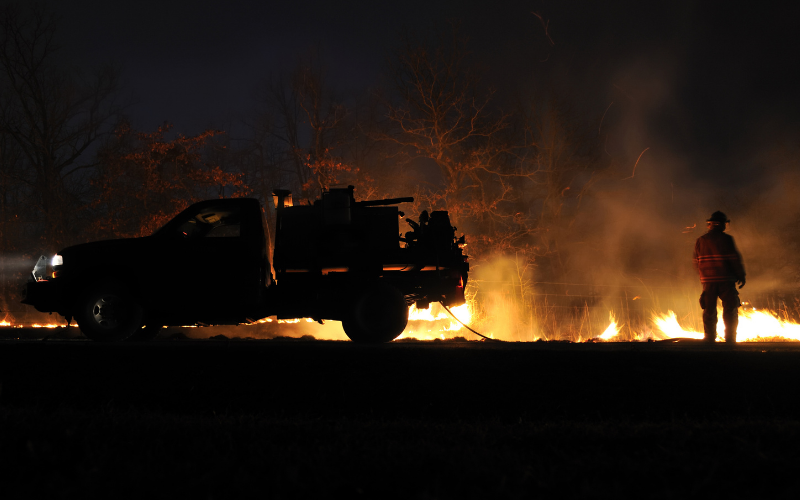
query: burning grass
[
  {"left": 398, "top": 302, "right": 473, "bottom": 341},
  {"left": 461, "top": 277, "right": 800, "bottom": 343},
  {"left": 595, "top": 307, "right": 800, "bottom": 342},
  {"left": 5, "top": 289, "right": 800, "bottom": 343}
]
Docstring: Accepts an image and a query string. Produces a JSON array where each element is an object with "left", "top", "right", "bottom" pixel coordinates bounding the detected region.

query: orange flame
[
  {"left": 598, "top": 312, "right": 620, "bottom": 340},
  {"left": 399, "top": 303, "right": 472, "bottom": 340},
  {"left": 594, "top": 308, "right": 800, "bottom": 342},
  {"left": 652, "top": 308, "right": 800, "bottom": 342}
]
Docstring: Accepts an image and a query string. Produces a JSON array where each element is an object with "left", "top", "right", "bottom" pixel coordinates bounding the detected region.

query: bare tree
[
  {"left": 254, "top": 52, "right": 352, "bottom": 203},
  {"left": 0, "top": 3, "right": 120, "bottom": 250},
  {"left": 89, "top": 122, "right": 247, "bottom": 239},
  {"left": 379, "top": 23, "right": 611, "bottom": 282},
  {"left": 379, "top": 26, "right": 536, "bottom": 259}
]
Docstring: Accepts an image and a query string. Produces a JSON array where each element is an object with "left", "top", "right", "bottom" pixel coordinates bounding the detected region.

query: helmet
[{"left": 707, "top": 211, "right": 730, "bottom": 223}]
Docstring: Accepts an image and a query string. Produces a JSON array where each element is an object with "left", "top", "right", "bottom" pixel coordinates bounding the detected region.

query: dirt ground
[{"left": 2, "top": 336, "right": 800, "bottom": 498}]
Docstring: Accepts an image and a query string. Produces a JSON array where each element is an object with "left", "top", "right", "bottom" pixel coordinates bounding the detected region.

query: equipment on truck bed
[{"left": 269, "top": 186, "right": 468, "bottom": 341}]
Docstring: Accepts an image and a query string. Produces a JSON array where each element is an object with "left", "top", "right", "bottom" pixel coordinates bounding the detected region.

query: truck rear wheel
[
  {"left": 76, "top": 283, "right": 144, "bottom": 342},
  {"left": 343, "top": 283, "right": 408, "bottom": 343}
]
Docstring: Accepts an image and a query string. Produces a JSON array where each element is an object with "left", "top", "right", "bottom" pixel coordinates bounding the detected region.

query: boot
[
  {"left": 702, "top": 307, "right": 718, "bottom": 343},
  {"left": 723, "top": 308, "right": 738, "bottom": 343}
]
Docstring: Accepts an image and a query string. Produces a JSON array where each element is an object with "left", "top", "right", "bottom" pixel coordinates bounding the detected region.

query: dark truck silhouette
[{"left": 22, "top": 186, "right": 469, "bottom": 342}]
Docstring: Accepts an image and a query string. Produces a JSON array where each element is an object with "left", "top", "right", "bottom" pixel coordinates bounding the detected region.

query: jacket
[{"left": 693, "top": 229, "right": 746, "bottom": 283}]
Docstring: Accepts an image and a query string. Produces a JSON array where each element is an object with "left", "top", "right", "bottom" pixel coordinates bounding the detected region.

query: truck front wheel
[
  {"left": 343, "top": 284, "right": 408, "bottom": 343},
  {"left": 75, "top": 283, "right": 144, "bottom": 342}
]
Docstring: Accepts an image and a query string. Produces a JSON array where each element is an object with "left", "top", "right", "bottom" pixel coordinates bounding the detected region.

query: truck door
[{"left": 144, "top": 202, "right": 259, "bottom": 319}]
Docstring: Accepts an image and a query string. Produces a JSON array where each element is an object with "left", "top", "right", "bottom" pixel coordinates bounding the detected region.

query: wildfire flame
[
  {"left": 598, "top": 312, "right": 620, "bottom": 340},
  {"left": 0, "top": 320, "right": 62, "bottom": 328},
  {"left": 651, "top": 311, "right": 704, "bottom": 340},
  {"left": 252, "top": 317, "right": 315, "bottom": 324},
  {"left": 399, "top": 302, "right": 472, "bottom": 340},
  {"left": 594, "top": 308, "right": 800, "bottom": 342},
  {"left": 5, "top": 302, "right": 799, "bottom": 342},
  {"left": 651, "top": 308, "right": 800, "bottom": 342}
]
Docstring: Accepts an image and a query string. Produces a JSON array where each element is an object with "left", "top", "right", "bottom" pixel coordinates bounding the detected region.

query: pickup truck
[{"left": 22, "top": 186, "right": 469, "bottom": 342}]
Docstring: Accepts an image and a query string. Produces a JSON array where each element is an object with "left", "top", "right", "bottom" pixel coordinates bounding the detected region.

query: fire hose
[{"left": 440, "top": 303, "right": 503, "bottom": 342}]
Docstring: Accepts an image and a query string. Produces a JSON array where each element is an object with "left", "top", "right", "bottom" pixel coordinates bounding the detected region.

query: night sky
[{"left": 45, "top": 0, "right": 800, "bottom": 197}]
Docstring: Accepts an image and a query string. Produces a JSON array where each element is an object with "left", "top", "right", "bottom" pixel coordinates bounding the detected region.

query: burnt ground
[{"left": 2, "top": 333, "right": 800, "bottom": 499}]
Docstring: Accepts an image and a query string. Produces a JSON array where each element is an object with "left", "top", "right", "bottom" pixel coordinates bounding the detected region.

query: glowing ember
[
  {"left": 250, "top": 317, "right": 315, "bottom": 324},
  {"left": 0, "top": 322, "right": 62, "bottom": 328},
  {"left": 598, "top": 312, "right": 620, "bottom": 340},
  {"left": 0, "top": 319, "right": 67, "bottom": 328}
]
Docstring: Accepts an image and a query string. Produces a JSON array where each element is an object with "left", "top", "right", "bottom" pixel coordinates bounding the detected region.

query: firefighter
[{"left": 693, "top": 211, "right": 746, "bottom": 343}]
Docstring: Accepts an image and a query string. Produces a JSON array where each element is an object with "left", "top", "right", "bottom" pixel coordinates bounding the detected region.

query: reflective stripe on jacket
[{"left": 693, "top": 230, "right": 745, "bottom": 283}]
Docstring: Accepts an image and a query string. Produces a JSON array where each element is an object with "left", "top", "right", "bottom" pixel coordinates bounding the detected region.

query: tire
[
  {"left": 343, "top": 283, "right": 408, "bottom": 343},
  {"left": 75, "top": 283, "right": 144, "bottom": 342},
  {"left": 125, "top": 323, "right": 164, "bottom": 342}
]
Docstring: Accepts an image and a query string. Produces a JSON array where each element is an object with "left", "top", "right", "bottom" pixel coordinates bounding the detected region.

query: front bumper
[{"left": 21, "top": 279, "right": 66, "bottom": 314}]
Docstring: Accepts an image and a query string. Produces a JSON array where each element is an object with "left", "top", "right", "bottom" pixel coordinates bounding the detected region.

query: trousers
[{"left": 700, "top": 282, "right": 741, "bottom": 342}]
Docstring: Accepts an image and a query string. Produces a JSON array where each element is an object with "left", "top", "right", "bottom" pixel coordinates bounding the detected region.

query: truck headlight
[{"left": 50, "top": 254, "right": 63, "bottom": 278}]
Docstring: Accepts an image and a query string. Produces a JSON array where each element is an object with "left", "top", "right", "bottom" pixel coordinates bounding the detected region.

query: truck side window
[{"left": 168, "top": 205, "right": 243, "bottom": 239}]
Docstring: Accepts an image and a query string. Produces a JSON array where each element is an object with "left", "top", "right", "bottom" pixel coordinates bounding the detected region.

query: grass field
[{"left": 2, "top": 338, "right": 800, "bottom": 499}]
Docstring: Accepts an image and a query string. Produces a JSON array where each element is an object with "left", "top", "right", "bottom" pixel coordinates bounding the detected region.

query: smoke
[
  {"left": 572, "top": 42, "right": 800, "bottom": 321},
  {"left": 470, "top": 256, "right": 540, "bottom": 341},
  {"left": 460, "top": 41, "right": 800, "bottom": 340},
  {"left": 467, "top": 151, "right": 800, "bottom": 340}
]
